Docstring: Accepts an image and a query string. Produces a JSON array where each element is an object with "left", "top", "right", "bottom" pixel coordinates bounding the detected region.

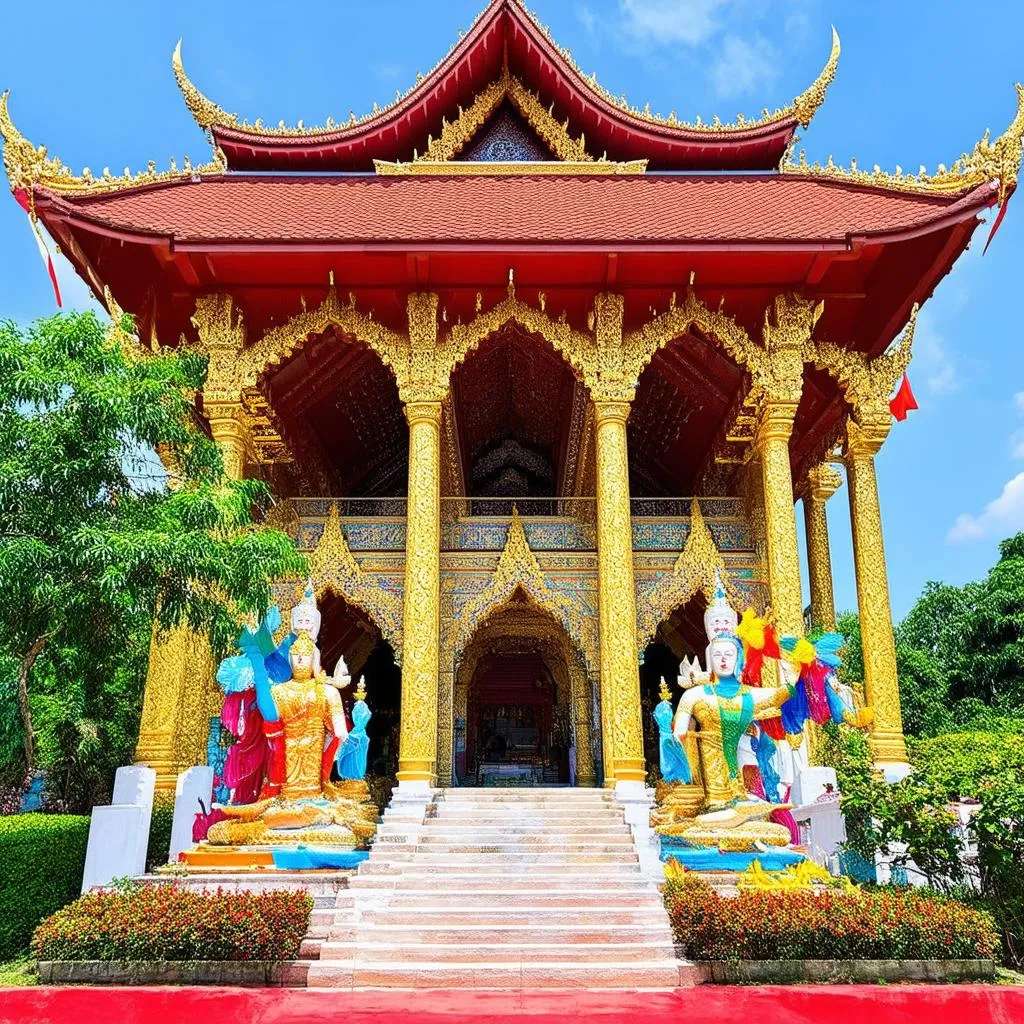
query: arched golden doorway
[{"left": 453, "top": 602, "right": 597, "bottom": 787}]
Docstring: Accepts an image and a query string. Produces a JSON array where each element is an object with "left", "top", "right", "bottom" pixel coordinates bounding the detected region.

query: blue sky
[{"left": 2, "top": 0, "right": 1023, "bottom": 620}]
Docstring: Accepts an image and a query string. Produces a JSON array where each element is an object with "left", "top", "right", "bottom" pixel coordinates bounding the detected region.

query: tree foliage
[{"left": 0, "top": 311, "right": 304, "bottom": 804}]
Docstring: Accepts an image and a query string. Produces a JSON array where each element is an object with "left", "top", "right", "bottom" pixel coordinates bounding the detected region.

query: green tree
[
  {"left": 0, "top": 311, "right": 303, "bottom": 794},
  {"left": 951, "top": 533, "right": 1024, "bottom": 713}
]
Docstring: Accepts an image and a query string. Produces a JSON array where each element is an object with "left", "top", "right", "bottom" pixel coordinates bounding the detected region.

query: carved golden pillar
[
  {"left": 844, "top": 417, "right": 909, "bottom": 769},
  {"left": 570, "top": 664, "right": 597, "bottom": 787},
  {"left": 754, "top": 403, "right": 804, "bottom": 636},
  {"left": 208, "top": 405, "right": 249, "bottom": 480},
  {"left": 750, "top": 294, "right": 820, "bottom": 637},
  {"left": 135, "top": 295, "right": 244, "bottom": 788},
  {"left": 592, "top": 295, "right": 645, "bottom": 787},
  {"left": 397, "top": 293, "right": 443, "bottom": 785},
  {"left": 802, "top": 463, "right": 842, "bottom": 631}
]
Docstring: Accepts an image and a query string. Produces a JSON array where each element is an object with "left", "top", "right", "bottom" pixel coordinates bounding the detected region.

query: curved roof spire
[
  {"left": 791, "top": 26, "right": 841, "bottom": 128},
  {"left": 172, "top": 40, "right": 238, "bottom": 132},
  {"left": 785, "top": 82, "right": 1024, "bottom": 199},
  {"left": 1, "top": 88, "right": 225, "bottom": 197}
]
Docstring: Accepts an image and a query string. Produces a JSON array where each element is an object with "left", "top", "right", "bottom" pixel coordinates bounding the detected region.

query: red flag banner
[
  {"left": 12, "top": 187, "right": 62, "bottom": 307},
  {"left": 889, "top": 373, "right": 919, "bottom": 421}
]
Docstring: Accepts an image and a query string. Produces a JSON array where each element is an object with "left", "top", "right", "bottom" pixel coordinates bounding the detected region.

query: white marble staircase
[{"left": 306, "top": 787, "right": 682, "bottom": 989}]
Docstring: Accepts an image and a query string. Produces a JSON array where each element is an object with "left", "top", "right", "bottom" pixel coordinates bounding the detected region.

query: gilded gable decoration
[
  {"left": 452, "top": 509, "right": 596, "bottom": 672},
  {"left": 635, "top": 499, "right": 739, "bottom": 652}
]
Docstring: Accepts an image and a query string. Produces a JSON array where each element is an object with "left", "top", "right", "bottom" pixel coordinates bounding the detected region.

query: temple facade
[{"left": 4, "top": 0, "right": 1021, "bottom": 794}]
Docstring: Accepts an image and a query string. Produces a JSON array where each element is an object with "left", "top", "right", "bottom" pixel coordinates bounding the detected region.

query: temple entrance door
[{"left": 466, "top": 652, "right": 566, "bottom": 786}]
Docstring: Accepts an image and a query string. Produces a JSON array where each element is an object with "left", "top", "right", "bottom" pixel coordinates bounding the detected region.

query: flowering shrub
[
  {"left": 32, "top": 881, "right": 313, "bottom": 962},
  {"left": 664, "top": 871, "right": 1000, "bottom": 962}
]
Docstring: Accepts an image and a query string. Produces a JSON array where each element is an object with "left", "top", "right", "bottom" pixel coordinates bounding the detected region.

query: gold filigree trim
[
  {"left": 442, "top": 274, "right": 597, "bottom": 388},
  {"left": 413, "top": 67, "right": 594, "bottom": 164},
  {"left": 0, "top": 90, "right": 225, "bottom": 197},
  {"left": 453, "top": 508, "right": 596, "bottom": 672},
  {"left": 635, "top": 499, "right": 738, "bottom": 652},
  {"left": 374, "top": 159, "right": 645, "bottom": 175},
  {"left": 172, "top": 3, "right": 838, "bottom": 139},
  {"left": 804, "top": 304, "right": 917, "bottom": 423},
  {"left": 783, "top": 84, "right": 1024, "bottom": 201},
  {"left": 285, "top": 504, "right": 404, "bottom": 658}
]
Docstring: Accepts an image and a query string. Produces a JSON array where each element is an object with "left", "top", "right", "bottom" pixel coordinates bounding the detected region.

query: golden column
[
  {"left": 801, "top": 463, "right": 842, "bottom": 631},
  {"left": 845, "top": 416, "right": 909, "bottom": 768},
  {"left": 592, "top": 294, "right": 646, "bottom": 787},
  {"left": 396, "top": 293, "right": 444, "bottom": 785},
  {"left": 803, "top": 309, "right": 917, "bottom": 771},
  {"left": 749, "top": 294, "right": 821, "bottom": 637},
  {"left": 135, "top": 295, "right": 246, "bottom": 789}
]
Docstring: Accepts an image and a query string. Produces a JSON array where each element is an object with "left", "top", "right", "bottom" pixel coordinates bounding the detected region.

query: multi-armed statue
[
  {"left": 652, "top": 572, "right": 871, "bottom": 871},
  {"left": 189, "top": 585, "right": 378, "bottom": 868}
]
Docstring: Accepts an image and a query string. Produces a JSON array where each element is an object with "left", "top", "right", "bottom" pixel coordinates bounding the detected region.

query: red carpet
[{"left": 2, "top": 986, "right": 1023, "bottom": 1024}]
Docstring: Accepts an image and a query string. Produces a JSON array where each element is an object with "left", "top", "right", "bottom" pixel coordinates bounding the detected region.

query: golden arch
[
  {"left": 441, "top": 277, "right": 597, "bottom": 390},
  {"left": 238, "top": 281, "right": 408, "bottom": 393},
  {"left": 622, "top": 288, "right": 760, "bottom": 388},
  {"left": 453, "top": 602, "right": 598, "bottom": 787},
  {"left": 452, "top": 510, "right": 597, "bottom": 676},
  {"left": 635, "top": 499, "right": 740, "bottom": 652},
  {"left": 280, "top": 504, "right": 404, "bottom": 659}
]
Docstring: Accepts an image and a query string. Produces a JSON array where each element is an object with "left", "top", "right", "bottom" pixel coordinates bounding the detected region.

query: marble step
[
  {"left": 340, "top": 906, "right": 671, "bottom": 927},
  {"left": 328, "top": 923, "right": 673, "bottom": 945},
  {"left": 319, "top": 940, "right": 675, "bottom": 964},
  {"left": 434, "top": 790, "right": 614, "bottom": 798},
  {"left": 358, "top": 855, "right": 638, "bottom": 870},
  {"left": 336, "top": 889, "right": 663, "bottom": 909},
  {"left": 305, "top": 959, "right": 682, "bottom": 989},
  {"left": 348, "top": 872, "right": 652, "bottom": 890},
  {"left": 428, "top": 815, "right": 628, "bottom": 825},
  {"left": 367, "top": 841, "right": 637, "bottom": 855},
  {"left": 378, "top": 824, "right": 632, "bottom": 838}
]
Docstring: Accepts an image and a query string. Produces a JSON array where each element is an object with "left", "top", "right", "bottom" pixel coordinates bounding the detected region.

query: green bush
[
  {"left": 664, "top": 871, "right": 1000, "bottom": 962},
  {"left": 909, "top": 732, "right": 1024, "bottom": 800},
  {"left": 0, "top": 814, "right": 89, "bottom": 960},
  {"left": 33, "top": 880, "right": 312, "bottom": 962},
  {"left": 146, "top": 798, "right": 174, "bottom": 871}
]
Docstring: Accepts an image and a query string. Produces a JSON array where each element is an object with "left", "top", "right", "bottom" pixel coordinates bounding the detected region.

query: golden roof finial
[
  {"left": 1, "top": 90, "right": 73, "bottom": 194},
  {"left": 2, "top": 87, "right": 226, "bottom": 197},
  {"left": 173, "top": 40, "right": 239, "bottom": 131},
  {"left": 973, "top": 82, "right": 1024, "bottom": 204},
  {"left": 791, "top": 27, "right": 841, "bottom": 128}
]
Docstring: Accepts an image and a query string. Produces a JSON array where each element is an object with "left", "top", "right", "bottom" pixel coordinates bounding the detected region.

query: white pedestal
[
  {"left": 81, "top": 806, "right": 143, "bottom": 893},
  {"left": 112, "top": 765, "right": 156, "bottom": 877},
  {"left": 169, "top": 766, "right": 214, "bottom": 865},
  {"left": 877, "top": 761, "right": 914, "bottom": 784},
  {"left": 791, "top": 799, "right": 847, "bottom": 864},
  {"left": 792, "top": 766, "right": 838, "bottom": 807}
]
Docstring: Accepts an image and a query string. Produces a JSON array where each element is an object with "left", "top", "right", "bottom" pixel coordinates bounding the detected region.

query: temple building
[{"left": 3, "top": 0, "right": 1021, "bottom": 795}]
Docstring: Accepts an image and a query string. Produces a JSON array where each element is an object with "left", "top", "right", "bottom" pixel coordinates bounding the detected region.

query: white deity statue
[{"left": 291, "top": 580, "right": 323, "bottom": 674}]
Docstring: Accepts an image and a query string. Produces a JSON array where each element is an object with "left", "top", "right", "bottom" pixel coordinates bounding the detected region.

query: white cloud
[
  {"left": 910, "top": 306, "right": 962, "bottom": 396},
  {"left": 577, "top": 4, "right": 598, "bottom": 34},
  {"left": 709, "top": 33, "right": 777, "bottom": 99},
  {"left": 618, "top": 0, "right": 732, "bottom": 46},
  {"left": 947, "top": 472, "right": 1024, "bottom": 543}
]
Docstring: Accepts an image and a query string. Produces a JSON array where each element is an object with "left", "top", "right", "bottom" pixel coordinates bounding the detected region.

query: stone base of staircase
[{"left": 307, "top": 787, "right": 686, "bottom": 989}]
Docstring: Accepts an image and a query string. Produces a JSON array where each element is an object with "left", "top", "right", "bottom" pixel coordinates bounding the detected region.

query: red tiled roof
[{"left": 41, "top": 174, "right": 995, "bottom": 247}]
